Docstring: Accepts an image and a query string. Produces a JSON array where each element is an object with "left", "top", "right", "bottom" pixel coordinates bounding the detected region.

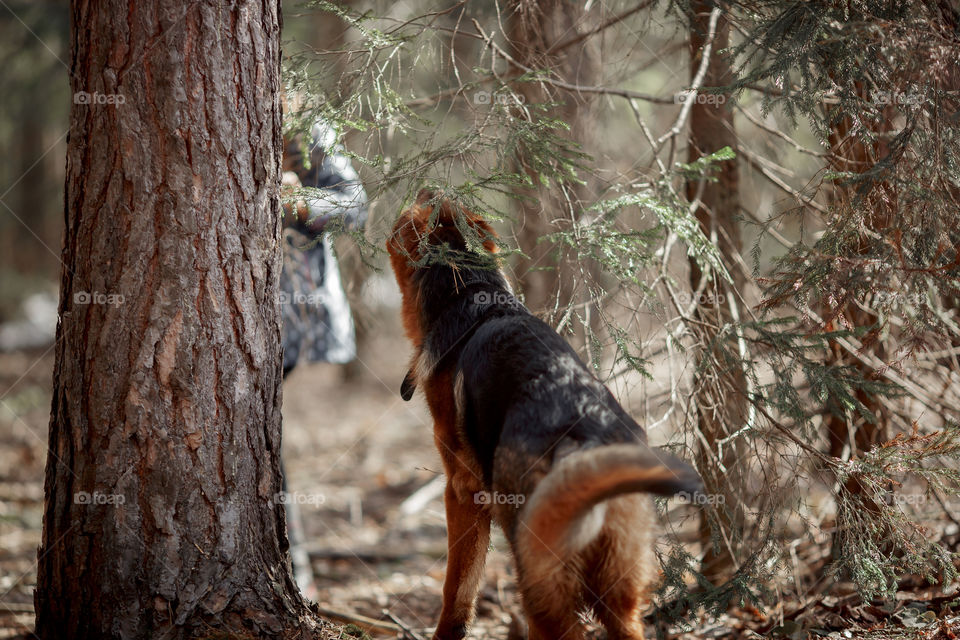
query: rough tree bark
[
  {"left": 685, "top": 1, "right": 748, "bottom": 583},
  {"left": 35, "top": 2, "right": 322, "bottom": 638}
]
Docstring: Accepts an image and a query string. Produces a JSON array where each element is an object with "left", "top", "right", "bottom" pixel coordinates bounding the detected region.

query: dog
[{"left": 387, "top": 190, "right": 702, "bottom": 640}]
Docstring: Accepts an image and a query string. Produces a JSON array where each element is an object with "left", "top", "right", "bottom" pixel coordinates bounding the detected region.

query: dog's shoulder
[
  {"left": 417, "top": 275, "right": 522, "bottom": 376},
  {"left": 453, "top": 307, "right": 645, "bottom": 484}
]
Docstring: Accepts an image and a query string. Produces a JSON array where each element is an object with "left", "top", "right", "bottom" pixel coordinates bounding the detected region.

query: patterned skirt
[{"left": 279, "top": 227, "right": 356, "bottom": 371}]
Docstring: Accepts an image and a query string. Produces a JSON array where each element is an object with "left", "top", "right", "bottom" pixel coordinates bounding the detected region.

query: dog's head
[
  {"left": 387, "top": 189, "right": 499, "bottom": 344},
  {"left": 387, "top": 190, "right": 500, "bottom": 400}
]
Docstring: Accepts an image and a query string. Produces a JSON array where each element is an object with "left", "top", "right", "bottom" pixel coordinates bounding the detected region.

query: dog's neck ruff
[
  {"left": 453, "top": 278, "right": 488, "bottom": 290},
  {"left": 416, "top": 276, "right": 524, "bottom": 383}
]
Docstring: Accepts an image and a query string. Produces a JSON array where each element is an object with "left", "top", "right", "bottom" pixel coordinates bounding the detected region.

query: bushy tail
[{"left": 517, "top": 444, "right": 701, "bottom": 560}]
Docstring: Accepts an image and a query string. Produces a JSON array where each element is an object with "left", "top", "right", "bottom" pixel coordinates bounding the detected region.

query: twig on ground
[
  {"left": 383, "top": 610, "right": 428, "bottom": 640},
  {"left": 314, "top": 605, "right": 405, "bottom": 636},
  {"left": 399, "top": 475, "right": 445, "bottom": 516}
]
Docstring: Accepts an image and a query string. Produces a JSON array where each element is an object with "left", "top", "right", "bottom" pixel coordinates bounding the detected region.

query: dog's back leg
[
  {"left": 514, "top": 552, "right": 587, "bottom": 640},
  {"left": 585, "top": 496, "right": 656, "bottom": 640},
  {"left": 523, "top": 598, "right": 586, "bottom": 640}
]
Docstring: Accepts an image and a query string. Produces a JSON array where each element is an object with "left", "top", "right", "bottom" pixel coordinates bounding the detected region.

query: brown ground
[{"left": 1, "top": 300, "right": 958, "bottom": 639}]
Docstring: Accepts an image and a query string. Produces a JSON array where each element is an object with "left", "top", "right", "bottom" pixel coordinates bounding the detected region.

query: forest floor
[{"left": 1, "top": 299, "right": 958, "bottom": 639}]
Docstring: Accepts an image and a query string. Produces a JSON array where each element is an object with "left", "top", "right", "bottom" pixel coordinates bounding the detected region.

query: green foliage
[
  {"left": 833, "top": 429, "right": 960, "bottom": 599},
  {"left": 736, "top": 0, "right": 960, "bottom": 342},
  {"left": 546, "top": 194, "right": 663, "bottom": 286},
  {"left": 654, "top": 531, "right": 782, "bottom": 633},
  {"left": 732, "top": 3, "right": 960, "bottom": 601},
  {"left": 283, "top": 1, "right": 725, "bottom": 279}
]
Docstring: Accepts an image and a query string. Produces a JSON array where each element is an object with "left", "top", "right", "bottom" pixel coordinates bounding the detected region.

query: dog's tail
[{"left": 516, "top": 444, "right": 701, "bottom": 562}]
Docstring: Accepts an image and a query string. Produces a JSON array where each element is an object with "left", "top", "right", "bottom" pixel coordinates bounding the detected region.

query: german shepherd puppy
[{"left": 387, "top": 190, "right": 702, "bottom": 640}]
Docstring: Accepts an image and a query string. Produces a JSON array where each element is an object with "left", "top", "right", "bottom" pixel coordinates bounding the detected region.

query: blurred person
[
  {"left": 280, "top": 122, "right": 367, "bottom": 373},
  {"left": 279, "top": 119, "right": 368, "bottom": 597}
]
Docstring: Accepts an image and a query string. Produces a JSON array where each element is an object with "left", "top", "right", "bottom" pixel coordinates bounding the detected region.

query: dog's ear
[
  {"left": 415, "top": 188, "right": 436, "bottom": 205},
  {"left": 467, "top": 214, "right": 498, "bottom": 252},
  {"left": 400, "top": 368, "right": 417, "bottom": 401}
]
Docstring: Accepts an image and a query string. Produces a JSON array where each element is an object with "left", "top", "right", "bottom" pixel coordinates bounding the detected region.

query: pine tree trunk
[
  {"left": 35, "top": 2, "right": 322, "bottom": 638},
  {"left": 685, "top": 0, "right": 748, "bottom": 583}
]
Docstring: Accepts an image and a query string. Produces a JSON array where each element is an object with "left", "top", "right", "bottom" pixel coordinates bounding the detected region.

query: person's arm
[{"left": 294, "top": 144, "right": 368, "bottom": 236}]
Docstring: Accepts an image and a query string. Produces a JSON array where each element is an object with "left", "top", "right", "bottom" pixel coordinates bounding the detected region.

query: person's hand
[{"left": 281, "top": 171, "right": 308, "bottom": 225}]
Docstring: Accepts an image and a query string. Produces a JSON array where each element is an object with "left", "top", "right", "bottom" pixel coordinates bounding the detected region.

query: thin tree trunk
[
  {"left": 35, "top": 2, "right": 322, "bottom": 638},
  {"left": 823, "top": 102, "right": 893, "bottom": 460},
  {"left": 507, "top": 0, "right": 600, "bottom": 324},
  {"left": 685, "top": 0, "right": 747, "bottom": 583},
  {"left": 819, "top": 79, "right": 899, "bottom": 561}
]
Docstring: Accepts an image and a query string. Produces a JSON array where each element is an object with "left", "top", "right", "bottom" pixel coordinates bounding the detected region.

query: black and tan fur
[{"left": 387, "top": 190, "right": 702, "bottom": 640}]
